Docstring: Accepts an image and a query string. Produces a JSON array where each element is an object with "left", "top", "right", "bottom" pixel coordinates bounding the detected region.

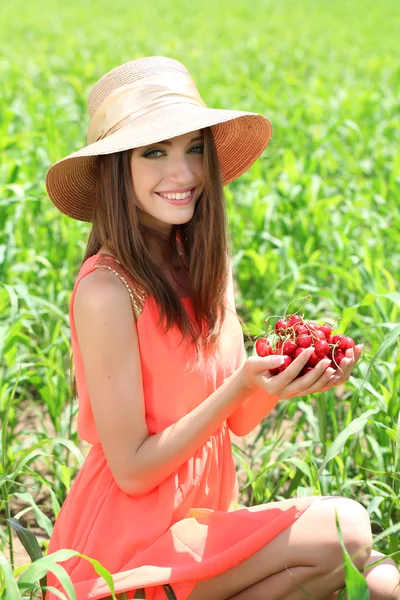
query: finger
[
  {"left": 328, "top": 345, "right": 362, "bottom": 385},
  {"left": 345, "top": 344, "right": 363, "bottom": 363},
  {"left": 302, "top": 365, "right": 337, "bottom": 394},
  {"left": 247, "top": 354, "right": 288, "bottom": 376},
  {"left": 267, "top": 347, "right": 314, "bottom": 393},
  {"left": 280, "top": 347, "right": 315, "bottom": 380},
  {"left": 281, "top": 357, "right": 333, "bottom": 397},
  {"left": 337, "top": 357, "right": 352, "bottom": 377}
]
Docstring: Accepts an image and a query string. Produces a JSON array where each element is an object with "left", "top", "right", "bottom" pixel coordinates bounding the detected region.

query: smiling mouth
[{"left": 155, "top": 188, "right": 196, "bottom": 205}]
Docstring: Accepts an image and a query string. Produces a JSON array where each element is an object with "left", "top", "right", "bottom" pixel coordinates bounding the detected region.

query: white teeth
[{"left": 158, "top": 190, "right": 193, "bottom": 200}]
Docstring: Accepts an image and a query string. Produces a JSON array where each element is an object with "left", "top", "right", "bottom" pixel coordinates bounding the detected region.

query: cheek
[{"left": 131, "top": 162, "right": 161, "bottom": 196}]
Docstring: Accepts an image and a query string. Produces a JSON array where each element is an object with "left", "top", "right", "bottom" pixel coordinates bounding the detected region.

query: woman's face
[{"left": 130, "top": 130, "right": 205, "bottom": 234}]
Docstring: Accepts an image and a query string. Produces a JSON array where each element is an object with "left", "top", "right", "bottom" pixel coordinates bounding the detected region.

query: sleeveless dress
[{"left": 45, "top": 253, "right": 309, "bottom": 600}]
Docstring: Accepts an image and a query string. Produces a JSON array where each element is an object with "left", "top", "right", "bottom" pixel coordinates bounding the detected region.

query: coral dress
[{"left": 45, "top": 253, "right": 308, "bottom": 600}]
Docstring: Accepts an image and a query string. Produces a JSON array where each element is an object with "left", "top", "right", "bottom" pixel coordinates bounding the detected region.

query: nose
[{"left": 167, "top": 153, "right": 196, "bottom": 184}]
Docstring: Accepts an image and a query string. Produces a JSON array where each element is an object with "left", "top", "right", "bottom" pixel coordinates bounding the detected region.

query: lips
[
  {"left": 155, "top": 188, "right": 196, "bottom": 205},
  {"left": 156, "top": 186, "right": 195, "bottom": 195}
]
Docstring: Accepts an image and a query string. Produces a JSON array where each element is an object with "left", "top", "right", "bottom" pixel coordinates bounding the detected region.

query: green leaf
[
  {"left": 11, "top": 492, "right": 54, "bottom": 537},
  {"left": 0, "top": 550, "right": 20, "bottom": 600},
  {"left": 375, "top": 292, "right": 400, "bottom": 307},
  {"left": 395, "top": 412, "right": 400, "bottom": 474},
  {"left": 16, "top": 549, "right": 121, "bottom": 599},
  {"left": 371, "top": 521, "right": 400, "bottom": 545},
  {"left": 296, "top": 486, "right": 314, "bottom": 497},
  {"left": 7, "top": 517, "right": 43, "bottom": 562},
  {"left": 351, "top": 324, "right": 400, "bottom": 409},
  {"left": 315, "top": 409, "right": 378, "bottom": 481},
  {"left": 335, "top": 509, "right": 370, "bottom": 600},
  {"left": 282, "top": 457, "right": 312, "bottom": 480}
]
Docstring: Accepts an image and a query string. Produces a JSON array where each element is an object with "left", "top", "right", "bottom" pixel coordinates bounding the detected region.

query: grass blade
[{"left": 335, "top": 509, "right": 370, "bottom": 600}]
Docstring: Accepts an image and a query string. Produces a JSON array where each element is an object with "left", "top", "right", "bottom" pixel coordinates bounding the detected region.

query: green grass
[{"left": 1, "top": 0, "right": 400, "bottom": 597}]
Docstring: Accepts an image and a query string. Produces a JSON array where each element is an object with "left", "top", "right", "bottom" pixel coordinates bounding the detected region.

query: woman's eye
[
  {"left": 143, "top": 145, "right": 204, "bottom": 159},
  {"left": 143, "top": 149, "right": 164, "bottom": 158}
]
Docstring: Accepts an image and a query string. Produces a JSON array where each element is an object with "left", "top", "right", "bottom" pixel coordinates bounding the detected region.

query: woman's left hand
[{"left": 319, "top": 344, "right": 363, "bottom": 392}]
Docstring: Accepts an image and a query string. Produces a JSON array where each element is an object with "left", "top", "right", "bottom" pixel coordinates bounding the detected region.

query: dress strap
[{"left": 94, "top": 253, "right": 148, "bottom": 321}]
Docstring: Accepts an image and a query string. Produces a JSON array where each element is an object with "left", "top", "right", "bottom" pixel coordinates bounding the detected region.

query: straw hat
[{"left": 45, "top": 56, "right": 273, "bottom": 222}]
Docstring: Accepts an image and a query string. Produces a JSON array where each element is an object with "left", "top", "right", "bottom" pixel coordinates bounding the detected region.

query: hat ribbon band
[{"left": 87, "top": 72, "right": 207, "bottom": 144}]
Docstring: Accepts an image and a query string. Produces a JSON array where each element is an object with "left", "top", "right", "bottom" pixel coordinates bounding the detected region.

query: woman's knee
[{"left": 310, "top": 497, "right": 372, "bottom": 571}]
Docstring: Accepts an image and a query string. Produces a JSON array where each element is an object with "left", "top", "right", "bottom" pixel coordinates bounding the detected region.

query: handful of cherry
[{"left": 255, "top": 313, "right": 356, "bottom": 377}]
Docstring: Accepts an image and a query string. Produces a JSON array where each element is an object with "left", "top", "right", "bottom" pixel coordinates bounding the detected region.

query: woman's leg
[
  {"left": 229, "top": 550, "right": 400, "bottom": 600},
  {"left": 187, "top": 495, "right": 374, "bottom": 600},
  {"left": 361, "top": 551, "right": 400, "bottom": 600}
]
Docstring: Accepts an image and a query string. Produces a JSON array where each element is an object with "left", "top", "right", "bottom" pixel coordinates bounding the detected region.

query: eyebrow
[{"left": 154, "top": 136, "right": 204, "bottom": 146}]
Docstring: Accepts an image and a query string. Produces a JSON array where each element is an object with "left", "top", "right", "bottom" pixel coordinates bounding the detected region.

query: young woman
[{"left": 44, "top": 56, "right": 399, "bottom": 600}]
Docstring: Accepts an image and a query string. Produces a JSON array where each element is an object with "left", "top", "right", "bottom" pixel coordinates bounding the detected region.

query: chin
[{"left": 172, "top": 212, "right": 195, "bottom": 225}]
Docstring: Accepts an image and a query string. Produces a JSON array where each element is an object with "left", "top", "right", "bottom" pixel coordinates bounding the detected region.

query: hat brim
[{"left": 46, "top": 103, "right": 273, "bottom": 221}]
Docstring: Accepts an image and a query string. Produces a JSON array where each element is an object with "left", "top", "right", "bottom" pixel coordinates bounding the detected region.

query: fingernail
[{"left": 271, "top": 356, "right": 285, "bottom": 366}]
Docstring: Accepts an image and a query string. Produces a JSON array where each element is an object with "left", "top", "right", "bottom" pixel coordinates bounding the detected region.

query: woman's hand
[
  {"left": 319, "top": 344, "right": 363, "bottom": 392},
  {"left": 240, "top": 344, "right": 363, "bottom": 401}
]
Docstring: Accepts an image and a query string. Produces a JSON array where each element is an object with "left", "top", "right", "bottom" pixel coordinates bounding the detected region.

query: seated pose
[{"left": 44, "top": 56, "right": 399, "bottom": 600}]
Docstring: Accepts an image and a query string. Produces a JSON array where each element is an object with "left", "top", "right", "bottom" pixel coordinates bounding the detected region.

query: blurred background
[{"left": 1, "top": 0, "right": 399, "bottom": 583}]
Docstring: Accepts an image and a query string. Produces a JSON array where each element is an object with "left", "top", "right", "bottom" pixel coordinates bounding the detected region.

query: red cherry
[
  {"left": 299, "top": 366, "right": 314, "bottom": 377},
  {"left": 297, "top": 334, "right": 313, "bottom": 348},
  {"left": 306, "top": 352, "right": 319, "bottom": 367},
  {"left": 331, "top": 335, "right": 349, "bottom": 352},
  {"left": 343, "top": 336, "right": 355, "bottom": 350},
  {"left": 287, "top": 314, "right": 303, "bottom": 327},
  {"left": 315, "top": 330, "right": 326, "bottom": 340},
  {"left": 275, "top": 320, "right": 289, "bottom": 335},
  {"left": 294, "top": 324, "right": 308, "bottom": 335},
  {"left": 314, "top": 340, "right": 330, "bottom": 356},
  {"left": 332, "top": 349, "right": 345, "bottom": 367},
  {"left": 255, "top": 338, "right": 272, "bottom": 357},
  {"left": 319, "top": 324, "right": 332, "bottom": 338},
  {"left": 281, "top": 339, "right": 298, "bottom": 355},
  {"left": 276, "top": 340, "right": 296, "bottom": 354},
  {"left": 278, "top": 355, "right": 292, "bottom": 372},
  {"left": 293, "top": 347, "right": 307, "bottom": 359},
  {"left": 305, "top": 321, "right": 319, "bottom": 332}
]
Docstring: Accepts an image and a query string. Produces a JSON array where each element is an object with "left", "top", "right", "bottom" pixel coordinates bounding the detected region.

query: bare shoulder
[
  {"left": 74, "top": 265, "right": 135, "bottom": 323},
  {"left": 75, "top": 265, "right": 132, "bottom": 302}
]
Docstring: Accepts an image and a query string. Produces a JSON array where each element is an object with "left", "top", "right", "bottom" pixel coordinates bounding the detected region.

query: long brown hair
[{"left": 69, "top": 127, "right": 233, "bottom": 398}]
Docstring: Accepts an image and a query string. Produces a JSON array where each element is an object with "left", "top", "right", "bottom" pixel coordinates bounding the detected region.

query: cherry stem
[{"left": 283, "top": 294, "right": 312, "bottom": 320}]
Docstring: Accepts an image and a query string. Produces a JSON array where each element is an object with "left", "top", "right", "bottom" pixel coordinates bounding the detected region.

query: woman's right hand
[{"left": 240, "top": 347, "right": 336, "bottom": 401}]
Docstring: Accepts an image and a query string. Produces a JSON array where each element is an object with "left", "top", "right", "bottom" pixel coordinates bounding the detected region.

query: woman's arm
[
  {"left": 226, "top": 258, "right": 280, "bottom": 437},
  {"left": 131, "top": 367, "right": 249, "bottom": 494},
  {"left": 227, "top": 388, "right": 280, "bottom": 437}
]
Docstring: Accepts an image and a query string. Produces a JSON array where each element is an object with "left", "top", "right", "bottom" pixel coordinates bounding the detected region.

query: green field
[{"left": 1, "top": 0, "right": 400, "bottom": 597}]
